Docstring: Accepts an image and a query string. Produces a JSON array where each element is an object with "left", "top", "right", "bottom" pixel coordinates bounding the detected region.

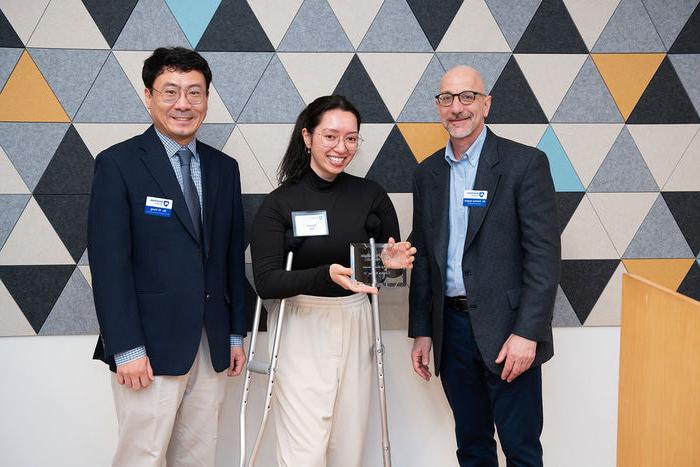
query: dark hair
[
  {"left": 142, "top": 47, "right": 212, "bottom": 91},
  {"left": 278, "top": 95, "right": 361, "bottom": 184}
]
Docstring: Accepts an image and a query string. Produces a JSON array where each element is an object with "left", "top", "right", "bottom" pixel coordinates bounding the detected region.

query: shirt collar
[
  {"left": 444, "top": 126, "right": 487, "bottom": 167},
  {"left": 154, "top": 127, "right": 199, "bottom": 161}
]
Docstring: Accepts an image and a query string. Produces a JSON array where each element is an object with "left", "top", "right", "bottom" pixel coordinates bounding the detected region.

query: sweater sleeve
[{"left": 372, "top": 187, "right": 401, "bottom": 242}]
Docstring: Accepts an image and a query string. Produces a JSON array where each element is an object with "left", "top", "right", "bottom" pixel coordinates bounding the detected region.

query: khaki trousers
[
  {"left": 267, "top": 293, "right": 374, "bottom": 467},
  {"left": 111, "top": 331, "right": 227, "bottom": 467}
]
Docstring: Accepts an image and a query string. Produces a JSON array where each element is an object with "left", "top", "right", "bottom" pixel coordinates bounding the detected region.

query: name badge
[
  {"left": 292, "top": 210, "right": 329, "bottom": 237},
  {"left": 144, "top": 196, "right": 173, "bottom": 217},
  {"left": 463, "top": 190, "right": 488, "bottom": 207}
]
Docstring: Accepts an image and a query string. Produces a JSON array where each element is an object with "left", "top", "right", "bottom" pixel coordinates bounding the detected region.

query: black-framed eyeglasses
[
  {"left": 151, "top": 86, "right": 206, "bottom": 105},
  {"left": 313, "top": 132, "right": 363, "bottom": 150},
  {"left": 435, "top": 90, "right": 486, "bottom": 107}
]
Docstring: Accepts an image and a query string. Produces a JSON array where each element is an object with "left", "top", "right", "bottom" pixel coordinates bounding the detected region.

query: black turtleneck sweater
[{"left": 251, "top": 169, "right": 400, "bottom": 299}]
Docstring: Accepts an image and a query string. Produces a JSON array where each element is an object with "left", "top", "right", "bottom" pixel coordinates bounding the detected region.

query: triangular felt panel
[
  {"left": 0, "top": 279, "right": 35, "bottom": 336},
  {"left": 73, "top": 54, "right": 151, "bottom": 123},
  {"left": 358, "top": 0, "right": 432, "bottom": 52},
  {"left": 0, "top": 146, "right": 30, "bottom": 194},
  {"left": 279, "top": 53, "right": 353, "bottom": 104},
  {"left": 0, "top": 265, "right": 75, "bottom": 333},
  {"left": 537, "top": 126, "right": 584, "bottom": 192},
  {"left": 34, "top": 126, "right": 94, "bottom": 195},
  {"left": 564, "top": 0, "right": 621, "bottom": 50},
  {"left": 0, "top": 123, "right": 69, "bottom": 191},
  {"left": 0, "top": 51, "right": 69, "bottom": 122},
  {"left": 0, "top": 198, "right": 74, "bottom": 265},
  {"left": 202, "top": 83, "right": 235, "bottom": 124},
  {"left": 555, "top": 191, "right": 584, "bottom": 234},
  {"left": 668, "top": 54, "right": 700, "bottom": 116},
  {"left": 78, "top": 249, "right": 88, "bottom": 266},
  {"left": 33, "top": 195, "right": 90, "bottom": 263},
  {"left": 587, "top": 126, "right": 658, "bottom": 192},
  {"left": 588, "top": 192, "right": 657, "bottom": 254},
  {"left": 237, "top": 56, "right": 305, "bottom": 123},
  {"left": 345, "top": 123, "right": 394, "bottom": 178},
  {"left": 236, "top": 124, "right": 295, "bottom": 188},
  {"left": 113, "top": 0, "right": 190, "bottom": 50},
  {"left": 165, "top": 0, "right": 221, "bottom": 48},
  {"left": 27, "top": 0, "right": 109, "bottom": 49},
  {"left": 388, "top": 192, "right": 413, "bottom": 246},
  {"left": 623, "top": 258, "right": 695, "bottom": 291},
  {"left": 643, "top": 0, "right": 700, "bottom": 50},
  {"left": 78, "top": 265, "right": 92, "bottom": 286},
  {"left": 397, "top": 123, "right": 448, "bottom": 163},
  {"left": 516, "top": 53, "right": 587, "bottom": 120},
  {"left": 0, "top": 8, "right": 23, "bottom": 47},
  {"left": 359, "top": 53, "right": 432, "bottom": 119},
  {"left": 74, "top": 123, "right": 151, "bottom": 157},
  {"left": 487, "top": 56, "right": 547, "bottom": 124},
  {"left": 551, "top": 56, "right": 623, "bottom": 123},
  {"left": 0, "top": 0, "right": 50, "bottom": 45},
  {"left": 592, "top": 53, "right": 664, "bottom": 120},
  {"left": 664, "top": 129, "right": 700, "bottom": 191},
  {"left": 111, "top": 50, "right": 153, "bottom": 108},
  {"left": 592, "top": 0, "right": 665, "bottom": 52},
  {"left": 485, "top": 0, "right": 541, "bottom": 50},
  {"left": 278, "top": 0, "right": 353, "bottom": 52},
  {"left": 676, "top": 260, "right": 700, "bottom": 301},
  {"left": 552, "top": 123, "right": 622, "bottom": 188},
  {"left": 196, "top": 0, "right": 274, "bottom": 52},
  {"left": 437, "top": 52, "right": 511, "bottom": 94},
  {"left": 197, "top": 123, "right": 235, "bottom": 151},
  {"left": 584, "top": 261, "right": 626, "bottom": 326},
  {"left": 333, "top": 55, "right": 393, "bottom": 124},
  {"left": 669, "top": 2, "right": 700, "bottom": 53},
  {"left": 486, "top": 124, "right": 548, "bottom": 147},
  {"left": 552, "top": 285, "right": 582, "bottom": 326},
  {"left": 82, "top": 0, "right": 139, "bottom": 48},
  {"left": 514, "top": 0, "right": 587, "bottom": 53},
  {"left": 0, "top": 195, "right": 30, "bottom": 250},
  {"left": 437, "top": 0, "right": 510, "bottom": 52},
  {"left": 242, "top": 194, "right": 267, "bottom": 248},
  {"left": 247, "top": 0, "right": 302, "bottom": 49},
  {"left": 559, "top": 259, "right": 619, "bottom": 325},
  {"left": 628, "top": 124, "right": 699, "bottom": 188},
  {"left": 0, "top": 48, "right": 22, "bottom": 91},
  {"left": 40, "top": 267, "right": 98, "bottom": 335},
  {"left": 407, "top": 0, "right": 463, "bottom": 50},
  {"left": 28, "top": 48, "right": 109, "bottom": 119},
  {"left": 663, "top": 191, "right": 700, "bottom": 256},
  {"left": 222, "top": 125, "right": 275, "bottom": 194},
  {"left": 365, "top": 126, "right": 417, "bottom": 193},
  {"left": 624, "top": 194, "right": 694, "bottom": 258},
  {"left": 397, "top": 55, "right": 445, "bottom": 123},
  {"left": 327, "top": 0, "right": 383, "bottom": 49},
  {"left": 202, "top": 52, "right": 273, "bottom": 120},
  {"left": 561, "top": 195, "right": 619, "bottom": 259}
]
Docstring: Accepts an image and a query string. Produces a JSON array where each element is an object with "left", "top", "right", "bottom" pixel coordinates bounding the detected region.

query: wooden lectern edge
[{"left": 622, "top": 273, "right": 700, "bottom": 307}]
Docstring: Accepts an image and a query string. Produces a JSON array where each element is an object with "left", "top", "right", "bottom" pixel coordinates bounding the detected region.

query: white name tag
[
  {"left": 144, "top": 196, "right": 173, "bottom": 217},
  {"left": 463, "top": 190, "right": 488, "bottom": 207},
  {"left": 292, "top": 210, "right": 329, "bottom": 237}
]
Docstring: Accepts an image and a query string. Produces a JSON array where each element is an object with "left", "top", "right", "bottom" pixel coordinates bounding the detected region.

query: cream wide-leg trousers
[
  {"left": 111, "top": 330, "right": 227, "bottom": 467},
  {"left": 267, "top": 293, "right": 374, "bottom": 467}
]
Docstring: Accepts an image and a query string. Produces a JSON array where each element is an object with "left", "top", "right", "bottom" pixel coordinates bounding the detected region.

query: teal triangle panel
[{"left": 537, "top": 126, "right": 584, "bottom": 192}]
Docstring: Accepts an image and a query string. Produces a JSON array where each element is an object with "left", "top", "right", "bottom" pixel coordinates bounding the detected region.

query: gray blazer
[{"left": 408, "top": 128, "right": 561, "bottom": 376}]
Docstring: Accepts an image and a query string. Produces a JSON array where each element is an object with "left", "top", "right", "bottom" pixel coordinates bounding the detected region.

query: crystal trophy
[{"left": 350, "top": 242, "right": 407, "bottom": 287}]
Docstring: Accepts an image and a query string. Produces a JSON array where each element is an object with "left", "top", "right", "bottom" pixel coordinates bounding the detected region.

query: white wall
[{"left": 0, "top": 328, "right": 619, "bottom": 467}]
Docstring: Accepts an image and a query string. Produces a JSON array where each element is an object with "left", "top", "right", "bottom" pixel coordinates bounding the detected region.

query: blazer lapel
[
  {"left": 464, "top": 128, "right": 500, "bottom": 251},
  {"left": 138, "top": 126, "right": 200, "bottom": 244},
  {"left": 430, "top": 153, "right": 451, "bottom": 282},
  {"left": 199, "top": 142, "right": 219, "bottom": 260}
]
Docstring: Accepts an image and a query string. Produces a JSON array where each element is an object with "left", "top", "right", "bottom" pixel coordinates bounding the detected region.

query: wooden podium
[{"left": 617, "top": 274, "right": 700, "bottom": 466}]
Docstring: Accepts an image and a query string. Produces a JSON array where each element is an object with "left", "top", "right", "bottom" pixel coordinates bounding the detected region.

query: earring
[{"left": 306, "top": 147, "right": 311, "bottom": 155}]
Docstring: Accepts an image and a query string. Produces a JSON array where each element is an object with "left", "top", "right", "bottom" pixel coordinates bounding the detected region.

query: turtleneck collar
[{"left": 303, "top": 167, "right": 343, "bottom": 191}]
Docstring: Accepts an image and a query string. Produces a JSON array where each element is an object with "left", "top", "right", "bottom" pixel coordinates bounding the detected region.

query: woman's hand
[
  {"left": 329, "top": 263, "right": 378, "bottom": 294},
  {"left": 380, "top": 237, "right": 417, "bottom": 270}
]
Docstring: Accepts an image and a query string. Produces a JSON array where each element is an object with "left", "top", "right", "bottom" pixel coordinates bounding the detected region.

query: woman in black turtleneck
[{"left": 250, "top": 95, "right": 414, "bottom": 467}]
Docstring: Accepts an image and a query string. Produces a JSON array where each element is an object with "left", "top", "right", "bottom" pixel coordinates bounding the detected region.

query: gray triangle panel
[
  {"left": 78, "top": 249, "right": 89, "bottom": 265},
  {"left": 592, "top": 0, "right": 665, "bottom": 52},
  {"left": 34, "top": 126, "right": 95, "bottom": 195},
  {"left": 73, "top": 53, "right": 151, "bottom": 123},
  {"left": 397, "top": 55, "right": 444, "bottom": 122},
  {"left": 40, "top": 267, "right": 98, "bottom": 335},
  {"left": 487, "top": 55, "right": 547, "bottom": 124},
  {"left": 357, "top": 0, "right": 433, "bottom": 52},
  {"left": 0, "top": 8, "right": 23, "bottom": 47},
  {"left": 559, "top": 259, "right": 619, "bottom": 325},
  {"left": 407, "top": 0, "right": 463, "bottom": 50},
  {"left": 34, "top": 195, "right": 91, "bottom": 263},
  {"left": 436, "top": 53, "right": 510, "bottom": 94},
  {"left": 552, "top": 285, "right": 582, "bottom": 326},
  {"left": 485, "top": 0, "right": 541, "bottom": 50},
  {"left": 0, "top": 48, "right": 22, "bottom": 91},
  {"left": 82, "top": 0, "right": 140, "bottom": 48},
  {"left": 669, "top": 54, "right": 700, "bottom": 115},
  {"left": 0, "top": 195, "right": 30, "bottom": 250},
  {"left": 513, "top": 0, "right": 587, "bottom": 53},
  {"left": 365, "top": 126, "right": 417, "bottom": 193},
  {"left": 197, "top": 123, "right": 235, "bottom": 151},
  {"left": 587, "top": 127, "right": 658, "bottom": 192},
  {"left": 642, "top": 0, "right": 700, "bottom": 50},
  {"left": 662, "top": 191, "right": 700, "bottom": 256},
  {"left": 677, "top": 260, "right": 700, "bottom": 301},
  {"left": 333, "top": 55, "right": 393, "bottom": 123},
  {"left": 196, "top": 0, "right": 274, "bottom": 52},
  {"left": 669, "top": 3, "right": 700, "bottom": 53},
  {"left": 277, "top": 0, "right": 353, "bottom": 52},
  {"left": 113, "top": 0, "right": 191, "bottom": 50},
  {"left": 624, "top": 195, "right": 694, "bottom": 258}
]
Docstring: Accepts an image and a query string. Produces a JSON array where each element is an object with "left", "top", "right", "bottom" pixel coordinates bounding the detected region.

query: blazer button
[{"left": 205, "top": 293, "right": 211, "bottom": 302}]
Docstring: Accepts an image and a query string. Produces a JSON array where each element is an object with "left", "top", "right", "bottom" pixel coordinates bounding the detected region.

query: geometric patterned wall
[{"left": 1, "top": 0, "right": 699, "bottom": 337}]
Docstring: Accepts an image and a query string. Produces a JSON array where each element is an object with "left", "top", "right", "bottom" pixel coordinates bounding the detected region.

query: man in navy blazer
[
  {"left": 88, "top": 47, "right": 246, "bottom": 467},
  {"left": 409, "top": 66, "right": 560, "bottom": 466}
]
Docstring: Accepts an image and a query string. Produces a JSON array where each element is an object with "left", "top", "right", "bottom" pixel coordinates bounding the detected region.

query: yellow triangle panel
[
  {"left": 0, "top": 51, "right": 69, "bottom": 122},
  {"left": 622, "top": 259, "right": 695, "bottom": 292},
  {"left": 397, "top": 123, "right": 448, "bottom": 163},
  {"left": 592, "top": 53, "right": 665, "bottom": 121}
]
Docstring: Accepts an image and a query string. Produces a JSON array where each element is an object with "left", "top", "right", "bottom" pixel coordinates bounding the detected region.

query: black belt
[{"left": 445, "top": 296, "right": 471, "bottom": 312}]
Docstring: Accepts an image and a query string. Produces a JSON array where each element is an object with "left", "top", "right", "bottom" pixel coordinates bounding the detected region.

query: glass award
[{"left": 350, "top": 242, "right": 407, "bottom": 287}]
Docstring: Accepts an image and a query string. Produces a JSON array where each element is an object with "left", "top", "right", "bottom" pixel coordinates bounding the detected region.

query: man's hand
[
  {"left": 411, "top": 336, "right": 433, "bottom": 381},
  {"left": 380, "top": 237, "right": 417, "bottom": 270},
  {"left": 228, "top": 346, "right": 246, "bottom": 376},
  {"left": 116, "top": 356, "right": 154, "bottom": 390},
  {"left": 495, "top": 334, "right": 537, "bottom": 383},
  {"left": 329, "top": 263, "right": 378, "bottom": 294}
]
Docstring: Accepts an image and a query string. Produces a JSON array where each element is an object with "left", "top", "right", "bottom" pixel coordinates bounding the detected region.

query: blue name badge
[
  {"left": 463, "top": 190, "right": 488, "bottom": 207},
  {"left": 144, "top": 196, "right": 173, "bottom": 217}
]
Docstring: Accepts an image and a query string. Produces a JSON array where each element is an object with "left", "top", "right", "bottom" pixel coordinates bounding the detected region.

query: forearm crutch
[
  {"left": 369, "top": 237, "right": 392, "bottom": 466},
  {"left": 239, "top": 251, "right": 293, "bottom": 467}
]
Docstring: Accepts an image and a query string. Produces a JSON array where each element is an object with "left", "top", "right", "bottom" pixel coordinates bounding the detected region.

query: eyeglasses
[
  {"left": 151, "top": 86, "right": 206, "bottom": 105},
  {"left": 435, "top": 90, "right": 486, "bottom": 107},
  {"left": 313, "top": 132, "right": 363, "bottom": 150}
]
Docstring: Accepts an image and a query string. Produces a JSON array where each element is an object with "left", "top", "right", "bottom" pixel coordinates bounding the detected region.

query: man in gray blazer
[{"left": 408, "top": 66, "right": 560, "bottom": 467}]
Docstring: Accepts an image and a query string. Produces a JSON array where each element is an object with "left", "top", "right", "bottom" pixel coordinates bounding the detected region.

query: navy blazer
[
  {"left": 88, "top": 126, "right": 246, "bottom": 375},
  {"left": 409, "top": 128, "right": 561, "bottom": 376}
]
